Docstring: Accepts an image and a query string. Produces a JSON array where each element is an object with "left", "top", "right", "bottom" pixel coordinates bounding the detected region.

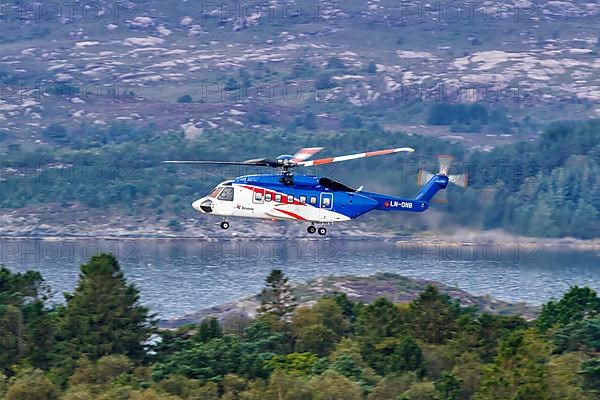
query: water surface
[{"left": 2, "top": 239, "right": 599, "bottom": 318}]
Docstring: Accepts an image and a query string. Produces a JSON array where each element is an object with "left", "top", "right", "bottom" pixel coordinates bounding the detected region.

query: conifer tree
[
  {"left": 59, "top": 253, "right": 152, "bottom": 360},
  {"left": 258, "top": 270, "right": 296, "bottom": 319}
]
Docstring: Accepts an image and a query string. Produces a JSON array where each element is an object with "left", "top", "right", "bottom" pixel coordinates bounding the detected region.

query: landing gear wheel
[
  {"left": 307, "top": 225, "right": 317, "bottom": 234},
  {"left": 220, "top": 221, "right": 230, "bottom": 230},
  {"left": 317, "top": 227, "right": 327, "bottom": 236}
]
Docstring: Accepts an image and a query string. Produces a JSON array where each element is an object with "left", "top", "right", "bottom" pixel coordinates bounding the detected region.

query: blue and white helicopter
[{"left": 164, "top": 148, "right": 467, "bottom": 235}]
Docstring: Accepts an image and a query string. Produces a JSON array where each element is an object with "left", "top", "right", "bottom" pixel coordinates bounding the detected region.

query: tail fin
[{"left": 415, "top": 173, "right": 450, "bottom": 202}]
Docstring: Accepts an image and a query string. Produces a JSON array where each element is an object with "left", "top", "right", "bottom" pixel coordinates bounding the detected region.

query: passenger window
[
  {"left": 310, "top": 196, "right": 317, "bottom": 205},
  {"left": 322, "top": 197, "right": 331, "bottom": 207},
  {"left": 299, "top": 195, "right": 307, "bottom": 203},
  {"left": 265, "top": 193, "right": 272, "bottom": 202},
  {"left": 217, "top": 187, "right": 234, "bottom": 201},
  {"left": 287, "top": 194, "right": 294, "bottom": 203},
  {"left": 275, "top": 194, "right": 282, "bottom": 202},
  {"left": 254, "top": 191, "right": 263, "bottom": 203}
]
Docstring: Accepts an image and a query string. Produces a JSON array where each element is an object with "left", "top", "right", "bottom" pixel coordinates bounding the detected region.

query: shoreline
[{"left": 0, "top": 229, "right": 598, "bottom": 251}]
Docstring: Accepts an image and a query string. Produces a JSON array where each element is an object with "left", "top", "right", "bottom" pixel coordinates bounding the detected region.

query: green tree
[
  {"left": 386, "top": 337, "right": 425, "bottom": 376},
  {"left": 177, "top": 94, "right": 193, "bottom": 103},
  {"left": 265, "top": 352, "right": 319, "bottom": 377},
  {"left": 310, "top": 370, "right": 362, "bottom": 400},
  {"left": 258, "top": 270, "right": 296, "bottom": 319},
  {"left": 265, "top": 370, "right": 312, "bottom": 400},
  {"left": 4, "top": 369, "right": 59, "bottom": 400},
  {"left": 195, "top": 317, "right": 223, "bottom": 342},
  {"left": 580, "top": 357, "right": 600, "bottom": 394},
  {"left": 326, "top": 57, "right": 345, "bottom": 69},
  {"left": 367, "top": 372, "right": 418, "bottom": 400},
  {"left": 0, "top": 305, "right": 24, "bottom": 371},
  {"left": 367, "top": 61, "right": 377, "bottom": 74},
  {"left": 537, "top": 286, "right": 600, "bottom": 332},
  {"left": 399, "top": 381, "right": 437, "bottom": 400},
  {"left": 0, "top": 267, "right": 47, "bottom": 306},
  {"left": 59, "top": 253, "right": 152, "bottom": 361},
  {"left": 476, "top": 329, "right": 552, "bottom": 400},
  {"left": 295, "top": 324, "right": 337, "bottom": 356},
  {"left": 409, "top": 286, "right": 461, "bottom": 344},
  {"left": 434, "top": 372, "right": 461, "bottom": 400}
]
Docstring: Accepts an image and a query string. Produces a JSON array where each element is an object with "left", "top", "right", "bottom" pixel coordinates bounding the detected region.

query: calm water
[{"left": 2, "top": 239, "right": 599, "bottom": 318}]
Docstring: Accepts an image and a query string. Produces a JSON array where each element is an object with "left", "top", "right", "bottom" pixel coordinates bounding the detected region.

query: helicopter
[{"left": 163, "top": 147, "right": 467, "bottom": 235}]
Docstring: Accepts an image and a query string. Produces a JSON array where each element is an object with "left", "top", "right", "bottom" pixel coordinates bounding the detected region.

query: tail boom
[{"left": 361, "top": 192, "right": 429, "bottom": 212}]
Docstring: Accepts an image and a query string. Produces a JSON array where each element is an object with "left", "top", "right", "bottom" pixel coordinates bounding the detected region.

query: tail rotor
[{"left": 418, "top": 155, "right": 468, "bottom": 203}]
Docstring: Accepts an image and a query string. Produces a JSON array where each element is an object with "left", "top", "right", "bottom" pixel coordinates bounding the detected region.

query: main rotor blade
[
  {"left": 298, "top": 147, "right": 414, "bottom": 167},
  {"left": 161, "top": 160, "right": 278, "bottom": 167},
  {"left": 293, "top": 147, "right": 324, "bottom": 162}
]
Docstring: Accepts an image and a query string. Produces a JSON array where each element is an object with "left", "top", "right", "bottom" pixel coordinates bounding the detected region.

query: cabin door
[{"left": 319, "top": 193, "right": 333, "bottom": 221}]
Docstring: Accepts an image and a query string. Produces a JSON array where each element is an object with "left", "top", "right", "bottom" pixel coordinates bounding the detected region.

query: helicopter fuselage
[{"left": 192, "top": 173, "right": 431, "bottom": 224}]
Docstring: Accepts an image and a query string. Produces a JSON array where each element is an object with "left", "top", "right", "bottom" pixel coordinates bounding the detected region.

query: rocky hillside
[
  {"left": 1, "top": 0, "right": 600, "bottom": 145},
  {"left": 161, "top": 272, "right": 538, "bottom": 328}
]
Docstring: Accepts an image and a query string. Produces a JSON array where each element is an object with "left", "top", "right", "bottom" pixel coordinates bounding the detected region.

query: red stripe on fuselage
[{"left": 274, "top": 208, "right": 307, "bottom": 221}]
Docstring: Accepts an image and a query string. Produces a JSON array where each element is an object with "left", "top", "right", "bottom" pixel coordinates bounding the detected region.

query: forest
[
  {"left": 1, "top": 119, "right": 600, "bottom": 238},
  {"left": 1, "top": 253, "right": 599, "bottom": 399}
]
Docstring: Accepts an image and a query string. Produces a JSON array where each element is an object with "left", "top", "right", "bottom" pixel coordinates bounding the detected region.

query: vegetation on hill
[
  {"left": 2, "top": 119, "right": 600, "bottom": 238},
  {"left": 1, "top": 255, "right": 600, "bottom": 399}
]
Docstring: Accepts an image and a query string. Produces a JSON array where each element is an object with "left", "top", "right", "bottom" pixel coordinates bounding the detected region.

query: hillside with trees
[
  {"left": 1, "top": 254, "right": 599, "bottom": 399},
  {"left": 2, "top": 119, "right": 600, "bottom": 239}
]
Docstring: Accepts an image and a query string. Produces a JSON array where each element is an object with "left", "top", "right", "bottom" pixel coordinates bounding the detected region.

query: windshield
[
  {"left": 217, "top": 187, "right": 234, "bottom": 201},
  {"left": 208, "top": 186, "right": 222, "bottom": 198}
]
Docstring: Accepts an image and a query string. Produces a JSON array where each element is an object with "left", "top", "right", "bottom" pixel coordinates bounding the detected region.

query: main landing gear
[
  {"left": 220, "top": 221, "right": 230, "bottom": 230},
  {"left": 307, "top": 225, "right": 327, "bottom": 235}
]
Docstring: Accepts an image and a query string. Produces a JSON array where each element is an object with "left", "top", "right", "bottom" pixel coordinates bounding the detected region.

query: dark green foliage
[
  {"left": 326, "top": 57, "right": 346, "bottom": 69},
  {"left": 258, "top": 269, "right": 296, "bottom": 318},
  {"left": 42, "top": 123, "right": 68, "bottom": 143},
  {"left": 367, "top": 61, "right": 377, "bottom": 74},
  {"left": 386, "top": 337, "right": 425, "bottom": 376},
  {"left": 177, "top": 94, "right": 193, "bottom": 103},
  {"left": 457, "top": 120, "right": 600, "bottom": 239},
  {"left": 0, "top": 267, "right": 47, "bottom": 306},
  {"left": 151, "top": 335, "right": 274, "bottom": 382},
  {"left": 58, "top": 253, "right": 152, "bottom": 361},
  {"left": 409, "top": 285, "right": 462, "bottom": 344},
  {"left": 1, "top": 264, "right": 599, "bottom": 398},
  {"left": 426, "top": 103, "right": 493, "bottom": 128},
  {"left": 537, "top": 286, "right": 600, "bottom": 331},
  {"left": 0, "top": 268, "right": 54, "bottom": 373},
  {"left": 316, "top": 73, "right": 334, "bottom": 89},
  {"left": 224, "top": 77, "right": 239, "bottom": 91},
  {"left": 195, "top": 317, "right": 223, "bottom": 342},
  {"left": 553, "top": 316, "right": 600, "bottom": 353},
  {"left": 434, "top": 372, "right": 461, "bottom": 400},
  {"left": 580, "top": 358, "right": 600, "bottom": 393},
  {"left": 341, "top": 113, "right": 363, "bottom": 129}
]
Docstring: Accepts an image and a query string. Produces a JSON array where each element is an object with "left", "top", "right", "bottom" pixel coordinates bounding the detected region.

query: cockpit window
[
  {"left": 208, "top": 186, "right": 222, "bottom": 198},
  {"left": 217, "top": 187, "right": 234, "bottom": 201}
]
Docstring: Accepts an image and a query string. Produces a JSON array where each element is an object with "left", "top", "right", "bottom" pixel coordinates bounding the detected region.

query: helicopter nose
[{"left": 192, "top": 198, "right": 213, "bottom": 213}]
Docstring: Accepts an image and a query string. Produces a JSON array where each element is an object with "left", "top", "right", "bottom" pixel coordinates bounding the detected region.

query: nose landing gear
[
  {"left": 220, "top": 221, "right": 230, "bottom": 230},
  {"left": 307, "top": 225, "right": 316, "bottom": 234},
  {"left": 317, "top": 227, "right": 327, "bottom": 236}
]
